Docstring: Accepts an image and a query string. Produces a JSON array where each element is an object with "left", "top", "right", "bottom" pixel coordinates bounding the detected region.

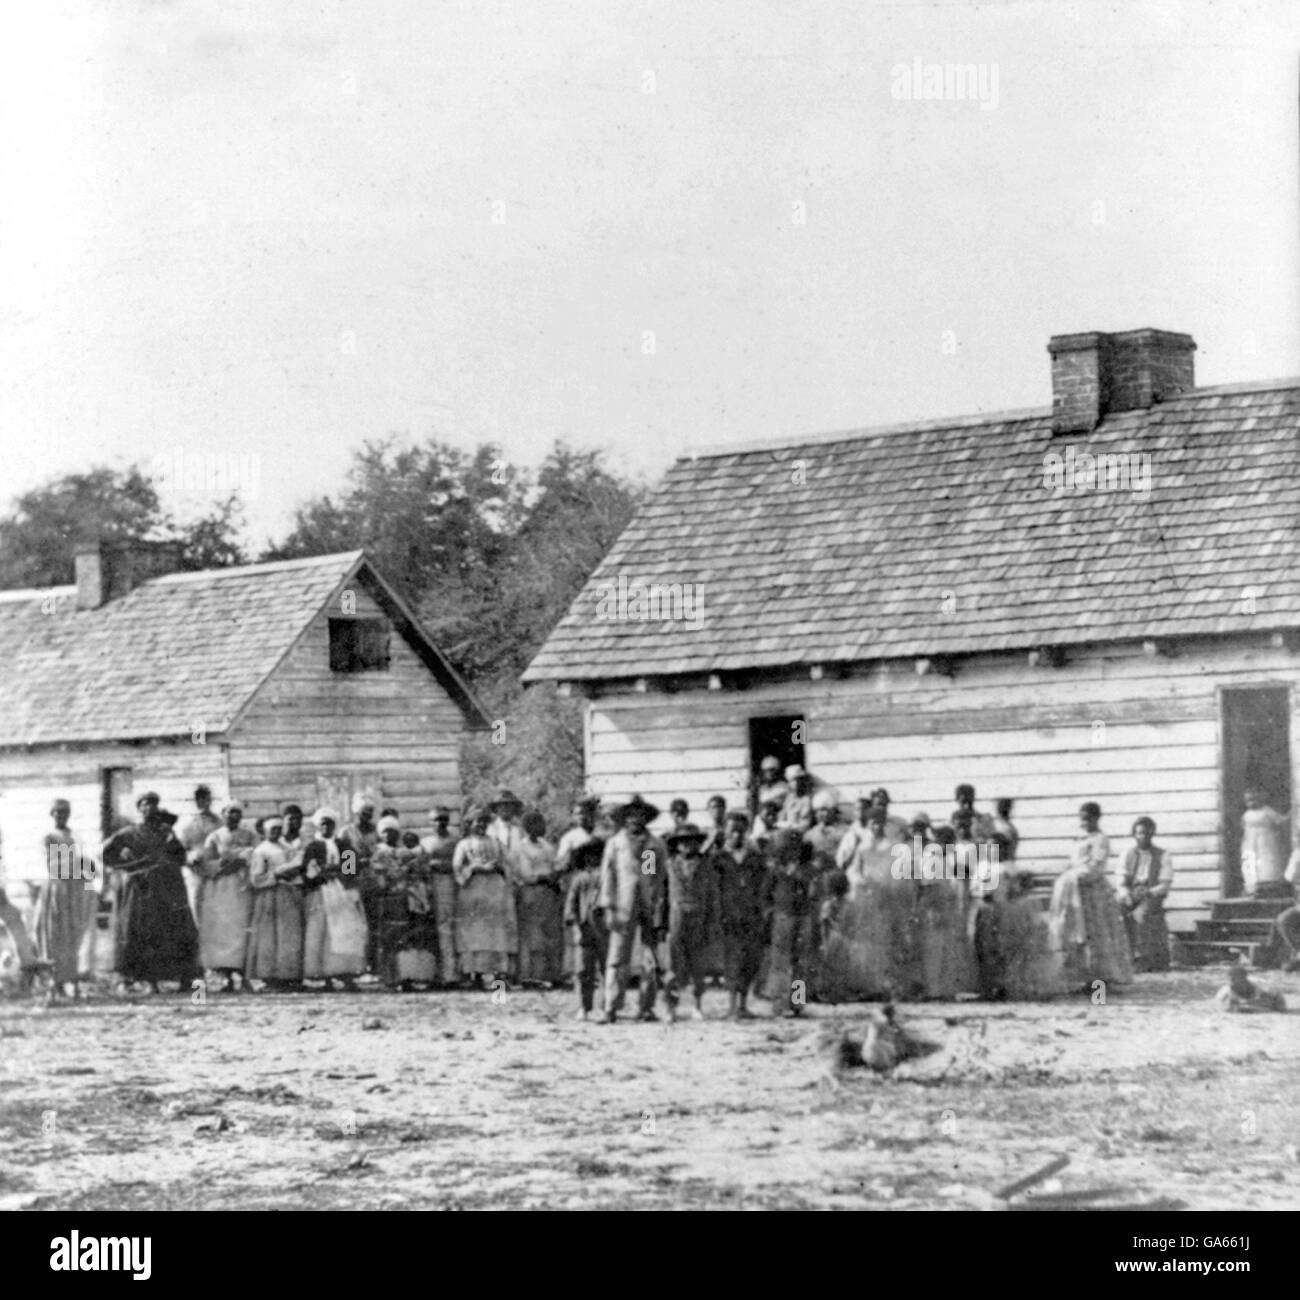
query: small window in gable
[{"left": 329, "top": 617, "right": 391, "bottom": 672}]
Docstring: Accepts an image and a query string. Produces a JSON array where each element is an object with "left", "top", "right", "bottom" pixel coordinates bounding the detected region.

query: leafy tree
[
  {"left": 0, "top": 467, "right": 248, "bottom": 588},
  {"left": 265, "top": 434, "right": 643, "bottom": 820}
]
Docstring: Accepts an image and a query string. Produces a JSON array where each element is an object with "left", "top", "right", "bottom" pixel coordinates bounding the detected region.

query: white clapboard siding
[
  {"left": 0, "top": 742, "right": 227, "bottom": 887},
  {"left": 583, "top": 635, "right": 1300, "bottom": 933}
]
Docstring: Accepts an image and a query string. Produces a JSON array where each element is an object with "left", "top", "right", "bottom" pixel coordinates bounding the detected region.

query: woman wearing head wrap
[
  {"left": 198, "top": 801, "right": 257, "bottom": 992},
  {"left": 245, "top": 815, "right": 305, "bottom": 991},
  {"left": 370, "top": 814, "right": 419, "bottom": 989},
  {"left": 32, "top": 799, "right": 99, "bottom": 997},
  {"left": 1048, "top": 802, "right": 1133, "bottom": 989},
  {"left": 452, "top": 806, "right": 518, "bottom": 986},
  {"left": 301, "top": 808, "right": 368, "bottom": 990}
]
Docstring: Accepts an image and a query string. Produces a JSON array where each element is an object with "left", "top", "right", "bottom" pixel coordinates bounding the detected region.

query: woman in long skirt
[
  {"left": 394, "top": 832, "right": 439, "bottom": 986},
  {"left": 512, "top": 812, "right": 565, "bottom": 985},
  {"left": 245, "top": 816, "right": 304, "bottom": 990},
  {"left": 33, "top": 799, "right": 99, "bottom": 998},
  {"left": 301, "top": 809, "right": 368, "bottom": 991},
  {"left": 823, "top": 803, "right": 912, "bottom": 999},
  {"left": 1049, "top": 802, "right": 1134, "bottom": 989},
  {"left": 452, "top": 806, "right": 517, "bottom": 985},
  {"left": 197, "top": 801, "right": 256, "bottom": 992}
]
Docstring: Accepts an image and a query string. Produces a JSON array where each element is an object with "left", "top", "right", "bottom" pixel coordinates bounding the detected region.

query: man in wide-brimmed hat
[
  {"left": 597, "top": 794, "right": 666, "bottom": 1022},
  {"left": 488, "top": 788, "right": 525, "bottom": 859},
  {"left": 658, "top": 822, "right": 721, "bottom": 1022}
]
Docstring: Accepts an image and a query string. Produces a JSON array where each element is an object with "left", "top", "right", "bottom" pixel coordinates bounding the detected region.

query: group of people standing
[{"left": 2, "top": 771, "right": 1184, "bottom": 1012}]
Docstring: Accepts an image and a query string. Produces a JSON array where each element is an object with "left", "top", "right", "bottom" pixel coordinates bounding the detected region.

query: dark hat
[
  {"left": 666, "top": 821, "right": 707, "bottom": 849},
  {"left": 490, "top": 788, "right": 524, "bottom": 813},
  {"left": 136, "top": 791, "right": 161, "bottom": 808},
  {"left": 615, "top": 793, "right": 661, "bottom": 824},
  {"left": 571, "top": 838, "right": 606, "bottom": 872},
  {"left": 1080, "top": 801, "right": 1102, "bottom": 819}
]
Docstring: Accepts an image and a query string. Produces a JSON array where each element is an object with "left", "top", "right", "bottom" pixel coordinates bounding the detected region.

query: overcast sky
[{"left": 3, "top": 0, "right": 1298, "bottom": 549}]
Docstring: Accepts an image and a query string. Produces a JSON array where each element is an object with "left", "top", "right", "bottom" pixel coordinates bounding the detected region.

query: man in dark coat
[
  {"left": 713, "top": 811, "right": 768, "bottom": 1019},
  {"left": 103, "top": 792, "right": 199, "bottom": 991}
]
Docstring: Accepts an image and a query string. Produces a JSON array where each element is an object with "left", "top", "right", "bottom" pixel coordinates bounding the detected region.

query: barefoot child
[{"left": 658, "top": 823, "right": 722, "bottom": 1022}]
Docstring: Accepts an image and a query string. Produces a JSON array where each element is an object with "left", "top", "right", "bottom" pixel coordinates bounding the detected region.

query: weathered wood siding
[
  {"left": 0, "top": 741, "right": 226, "bottom": 888},
  {"left": 582, "top": 637, "right": 1300, "bottom": 933},
  {"left": 227, "top": 585, "right": 463, "bottom": 829}
]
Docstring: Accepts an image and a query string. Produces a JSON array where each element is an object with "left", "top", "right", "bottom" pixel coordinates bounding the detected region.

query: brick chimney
[
  {"left": 1048, "top": 328, "right": 1195, "bottom": 434},
  {"left": 75, "top": 539, "right": 184, "bottom": 610}
]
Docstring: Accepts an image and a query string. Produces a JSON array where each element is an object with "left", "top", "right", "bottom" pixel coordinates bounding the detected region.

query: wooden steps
[{"left": 1178, "top": 895, "right": 1294, "bottom": 967}]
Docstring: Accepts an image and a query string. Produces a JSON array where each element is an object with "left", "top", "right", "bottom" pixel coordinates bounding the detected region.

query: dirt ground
[{"left": 1, "top": 968, "right": 1298, "bottom": 1212}]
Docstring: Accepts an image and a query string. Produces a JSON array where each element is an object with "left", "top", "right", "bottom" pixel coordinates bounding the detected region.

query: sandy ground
[{"left": 1, "top": 968, "right": 1298, "bottom": 1212}]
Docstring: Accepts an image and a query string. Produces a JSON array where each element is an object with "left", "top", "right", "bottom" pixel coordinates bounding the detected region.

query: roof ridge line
[
  {"left": 147, "top": 550, "right": 365, "bottom": 585},
  {"left": 677, "top": 374, "right": 1300, "bottom": 464},
  {"left": 681, "top": 405, "right": 1053, "bottom": 461}
]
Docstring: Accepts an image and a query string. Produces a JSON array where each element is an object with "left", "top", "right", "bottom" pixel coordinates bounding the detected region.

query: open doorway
[
  {"left": 1221, "top": 686, "right": 1292, "bottom": 897},
  {"left": 747, "top": 714, "right": 806, "bottom": 812}
]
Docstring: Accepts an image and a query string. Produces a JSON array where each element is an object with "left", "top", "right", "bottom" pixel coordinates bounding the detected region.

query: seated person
[{"left": 1117, "top": 816, "right": 1173, "bottom": 972}]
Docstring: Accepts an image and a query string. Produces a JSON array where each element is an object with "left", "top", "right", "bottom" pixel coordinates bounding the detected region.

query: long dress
[
  {"left": 420, "top": 830, "right": 460, "bottom": 984},
  {"left": 452, "top": 834, "right": 517, "bottom": 976},
  {"left": 910, "top": 844, "right": 975, "bottom": 1001},
  {"left": 301, "top": 836, "right": 368, "bottom": 978},
  {"left": 33, "top": 830, "right": 99, "bottom": 985},
  {"left": 198, "top": 826, "right": 256, "bottom": 970},
  {"left": 245, "top": 839, "right": 304, "bottom": 982},
  {"left": 1241, "top": 807, "right": 1289, "bottom": 895},
  {"left": 1048, "top": 831, "right": 1134, "bottom": 985},
  {"left": 511, "top": 836, "right": 565, "bottom": 983},
  {"left": 822, "top": 823, "right": 913, "bottom": 999},
  {"left": 104, "top": 820, "right": 199, "bottom": 984},
  {"left": 394, "top": 847, "right": 439, "bottom": 983}
]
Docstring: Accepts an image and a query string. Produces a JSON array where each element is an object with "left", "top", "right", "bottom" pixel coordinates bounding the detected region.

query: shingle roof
[
  {"left": 525, "top": 380, "right": 1300, "bottom": 682},
  {"left": 0, "top": 551, "right": 489, "bottom": 746}
]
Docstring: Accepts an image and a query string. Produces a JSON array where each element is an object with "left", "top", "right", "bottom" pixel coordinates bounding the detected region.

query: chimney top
[
  {"left": 1048, "top": 328, "right": 1196, "bottom": 435},
  {"left": 74, "top": 538, "right": 183, "bottom": 610}
]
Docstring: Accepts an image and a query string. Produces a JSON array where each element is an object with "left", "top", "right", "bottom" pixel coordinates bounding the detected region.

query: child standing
[
  {"left": 658, "top": 823, "right": 722, "bottom": 1021},
  {"left": 563, "top": 837, "right": 609, "bottom": 1020}
]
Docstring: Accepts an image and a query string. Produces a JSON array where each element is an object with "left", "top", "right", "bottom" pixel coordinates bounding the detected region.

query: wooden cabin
[
  {"left": 526, "top": 327, "right": 1300, "bottom": 944},
  {"left": 0, "top": 545, "right": 487, "bottom": 890}
]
